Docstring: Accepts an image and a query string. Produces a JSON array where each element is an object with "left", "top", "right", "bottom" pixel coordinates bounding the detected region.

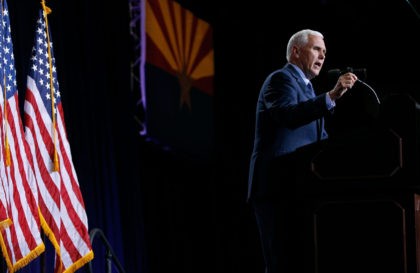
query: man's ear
[{"left": 292, "top": 46, "right": 300, "bottom": 58}]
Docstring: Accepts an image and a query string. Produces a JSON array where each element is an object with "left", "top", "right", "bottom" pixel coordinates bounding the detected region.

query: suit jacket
[{"left": 248, "top": 63, "right": 332, "bottom": 201}]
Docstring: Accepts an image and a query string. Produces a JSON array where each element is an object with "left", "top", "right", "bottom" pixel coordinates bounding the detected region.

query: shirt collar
[{"left": 289, "top": 63, "right": 310, "bottom": 85}]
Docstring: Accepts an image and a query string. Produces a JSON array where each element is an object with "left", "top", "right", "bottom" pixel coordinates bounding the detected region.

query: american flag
[
  {"left": 0, "top": 0, "right": 46, "bottom": 271},
  {"left": 0, "top": 3, "right": 10, "bottom": 229},
  {"left": 23, "top": 7, "right": 94, "bottom": 273},
  {"left": 0, "top": 5, "right": 10, "bottom": 227}
]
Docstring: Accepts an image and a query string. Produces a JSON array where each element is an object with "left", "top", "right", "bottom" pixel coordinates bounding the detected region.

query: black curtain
[{"left": 6, "top": 1, "right": 420, "bottom": 273}]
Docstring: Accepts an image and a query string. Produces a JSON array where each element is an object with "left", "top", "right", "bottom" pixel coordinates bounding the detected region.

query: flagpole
[
  {"left": 41, "top": 0, "right": 59, "bottom": 172},
  {"left": 37, "top": 4, "right": 49, "bottom": 273},
  {"left": 39, "top": 2, "right": 52, "bottom": 271}
]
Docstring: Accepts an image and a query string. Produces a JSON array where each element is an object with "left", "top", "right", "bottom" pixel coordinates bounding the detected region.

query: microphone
[
  {"left": 327, "top": 67, "right": 367, "bottom": 80},
  {"left": 327, "top": 67, "right": 380, "bottom": 104}
]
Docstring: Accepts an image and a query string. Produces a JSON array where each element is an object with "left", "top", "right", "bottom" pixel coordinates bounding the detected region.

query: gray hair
[{"left": 286, "top": 29, "right": 324, "bottom": 62}]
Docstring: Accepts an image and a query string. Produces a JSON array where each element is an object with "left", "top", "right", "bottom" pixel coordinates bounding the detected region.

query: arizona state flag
[{"left": 145, "top": 0, "right": 214, "bottom": 159}]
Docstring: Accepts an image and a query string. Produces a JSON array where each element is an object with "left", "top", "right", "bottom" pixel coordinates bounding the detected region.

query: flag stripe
[{"left": 24, "top": 83, "right": 61, "bottom": 250}]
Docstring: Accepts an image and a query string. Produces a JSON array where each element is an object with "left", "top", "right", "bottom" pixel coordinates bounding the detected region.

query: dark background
[{"left": 6, "top": 0, "right": 420, "bottom": 273}]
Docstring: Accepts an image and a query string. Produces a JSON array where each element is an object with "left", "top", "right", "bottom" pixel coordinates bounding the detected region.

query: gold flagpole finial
[{"left": 41, "top": 0, "right": 52, "bottom": 14}]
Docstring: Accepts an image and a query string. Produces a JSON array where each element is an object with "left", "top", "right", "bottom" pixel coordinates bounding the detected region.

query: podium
[{"left": 292, "top": 94, "right": 420, "bottom": 273}]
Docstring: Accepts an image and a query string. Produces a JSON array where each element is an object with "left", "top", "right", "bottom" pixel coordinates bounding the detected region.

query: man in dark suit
[{"left": 248, "top": 29, "right": 358, "bottom": 273}]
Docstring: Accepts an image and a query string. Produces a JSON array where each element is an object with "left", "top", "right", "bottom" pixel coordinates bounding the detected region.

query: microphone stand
[{"left": 405, "top": 0, "right": 420, "bottom": 19}]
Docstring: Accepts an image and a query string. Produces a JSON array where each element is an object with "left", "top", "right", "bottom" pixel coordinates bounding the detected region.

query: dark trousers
[
  {"left": 251, "top": 152, "right": 310, "bottom": 273},
  {"left": 252, "top": 191, "right": 307, "bottom": 273}
]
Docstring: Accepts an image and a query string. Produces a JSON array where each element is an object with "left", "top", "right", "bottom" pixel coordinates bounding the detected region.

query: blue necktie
[{"left": 307, "top": 82, "right": 315, "bottom": 97}]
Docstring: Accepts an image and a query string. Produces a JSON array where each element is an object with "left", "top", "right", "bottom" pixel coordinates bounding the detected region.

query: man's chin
[
  {"left": 311, "top": 69, "right": 321, "bottom": 78},
  {"left": 308, "top": 71, "right": 319, "bottom": 80}
]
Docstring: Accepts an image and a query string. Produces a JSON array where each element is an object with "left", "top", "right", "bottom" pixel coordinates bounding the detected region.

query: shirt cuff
[{"left": 326, "top": 92, "right": 336, "bottom": 110}]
